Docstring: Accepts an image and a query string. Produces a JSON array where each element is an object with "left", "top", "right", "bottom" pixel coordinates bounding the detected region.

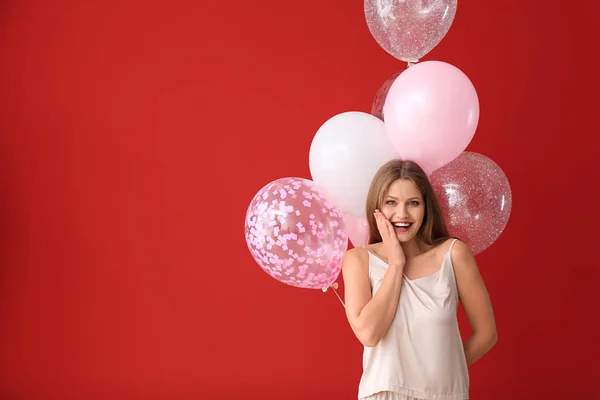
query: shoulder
[
  {"left": 342, "top": 247, "right": 369, "bottom": 281},
  {"left": 432, "top": 238, "right": 465, "bottom": 258},
  {"left": 343, "top": 246, "right": 369, "bottom": 263},
  {"left": 447, "top": 239, "right": 474, "bottom": 260},
  {"left": 447, "top": 239, "right": 478, "bottom": 274}
]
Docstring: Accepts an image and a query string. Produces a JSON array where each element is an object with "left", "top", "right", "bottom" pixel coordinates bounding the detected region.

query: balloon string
[{"left": 331, "top": 285, "right": 345, "bottom": 309}]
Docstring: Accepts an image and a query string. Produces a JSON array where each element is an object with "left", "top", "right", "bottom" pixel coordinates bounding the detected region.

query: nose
[{"left": 396, "top": 204, "right": 409, "bottom": 219}]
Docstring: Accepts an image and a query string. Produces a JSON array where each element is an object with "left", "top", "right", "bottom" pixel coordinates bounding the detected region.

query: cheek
[
  {"left": 412, "top": 207, "right": 425, "bottom": 223},
  {"left": 382, "top": 209, "right": 394, "bottom": 219},
  {"left": 379, "top": 205, "right": 394, "bottom": 218}
]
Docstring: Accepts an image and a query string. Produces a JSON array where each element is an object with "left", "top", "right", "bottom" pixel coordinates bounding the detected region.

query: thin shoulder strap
[{"left": 449, "top": 238, "right": 459, "bottom": 252}]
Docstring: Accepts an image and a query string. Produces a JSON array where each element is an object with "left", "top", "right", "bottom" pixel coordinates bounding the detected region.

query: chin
[{"left": 395, "top": 231, "right": 417, "bottom": 243}]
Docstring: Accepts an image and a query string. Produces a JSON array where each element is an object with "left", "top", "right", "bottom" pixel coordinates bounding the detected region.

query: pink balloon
[
  {"left": 244, "top": 177, "right": 348, "bottom": 290},
  {"left": 371, "top": 71, "right": 401, "bottom": 120},
  {"left": 430, "top": 152, "right": 512, "bottom": 255},
  {"left": 383, "top": 61, "right": 479, "bottom": 174},
  {"left": 343, "top": 213, "right": 369, "bottom": 248}
]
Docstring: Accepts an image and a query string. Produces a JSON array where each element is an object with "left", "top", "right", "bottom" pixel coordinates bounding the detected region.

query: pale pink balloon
[
  {"left": 430, "top": 152, "right": 512, "bottom": 255},
  {"left": 244, "top": 177, "right": 348, "bottom": 290},
  {"left": 383, "top": 61, "right": 479, "bottom": 174},
  {"left": 371, "top": 71, "right": 401, "bottom": 120},
  {"left": 343, "top": 213, "right": 370, "bottom": 248}
]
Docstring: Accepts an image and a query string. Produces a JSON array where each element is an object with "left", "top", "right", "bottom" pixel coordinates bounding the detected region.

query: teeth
[{"left": 394, "top": 222, "right": 411, "bottom": 228}]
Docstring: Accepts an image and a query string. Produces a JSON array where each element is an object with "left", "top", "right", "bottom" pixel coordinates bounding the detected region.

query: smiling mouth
[{"left": 392, "top": 222, "right": 412, "bottom": 229}]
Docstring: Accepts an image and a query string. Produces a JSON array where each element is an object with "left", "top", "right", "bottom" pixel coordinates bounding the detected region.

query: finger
[
  {"left": 375, "top": 210, "right": 385, "bottom": 225},
  {"left": 383, "top": 215, "right": 397, "bottom": 238},
  {"left": 378, "top": 214, "right": 392, "bottom": 240},
  {"left": 384, "top": 217, "right": 395, "bottom": 238},
  {"left": 374, "top": 210, "right": 382, "bottom": 224},
  {"left": 376, "top": 218, "right": 386, "bottom": 237},
  {"left": 374, "top": 211, "right": 386, "bottom": 236},
  {"left": 377, "top": 212, "right": 387, "bottom": 231},
  {"left": 376, "top": 211, "right": 387, "bottom": 227}
]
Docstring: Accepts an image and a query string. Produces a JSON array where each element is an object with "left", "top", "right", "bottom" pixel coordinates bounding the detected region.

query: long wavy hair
[{"left": 366, "top": 159, "right": 450, "bottom": 245}]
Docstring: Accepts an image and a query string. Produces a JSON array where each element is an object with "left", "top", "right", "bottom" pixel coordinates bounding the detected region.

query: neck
[{"left": 400, "top": 238, "right": 430, "bottom": 258}]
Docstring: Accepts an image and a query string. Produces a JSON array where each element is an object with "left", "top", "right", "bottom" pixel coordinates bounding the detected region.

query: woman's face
[{"left": 380, "top": 179, "right": 425, "bottom": 242}]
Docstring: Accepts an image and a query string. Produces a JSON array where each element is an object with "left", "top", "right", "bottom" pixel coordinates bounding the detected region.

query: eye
[
  {"left": 385, "top": 200, "right": 396, "bottom": 205},
  {"left": 408, "top": 200, "right": 420, "bottom": 206}
]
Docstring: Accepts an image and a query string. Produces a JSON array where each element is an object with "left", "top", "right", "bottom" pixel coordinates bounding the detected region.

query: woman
[{"left": 342, "top": 159, "right": 497, "bottom": 400}]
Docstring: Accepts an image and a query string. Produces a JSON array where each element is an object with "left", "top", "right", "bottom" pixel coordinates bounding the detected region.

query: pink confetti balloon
[
  {"left": 430, "top": 152, "right": 512, "bottom": 255},
  {"left": 244, "top": 177, "right": 348, "bottom": 290},
  {"left": 364, "top": 0, "right": 457, "bottom": 63},
  {"left": 371, "top": 71, "right": 401, "bottom": 120}
]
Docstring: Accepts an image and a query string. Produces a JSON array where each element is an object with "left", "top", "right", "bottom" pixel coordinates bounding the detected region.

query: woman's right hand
[{"left": 374, "top": 209, "right": 406, "bottom": 268}]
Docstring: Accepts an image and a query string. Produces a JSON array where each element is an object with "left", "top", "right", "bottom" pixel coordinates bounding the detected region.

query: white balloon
[{"left": 309, "top": 112, "right": 397, "bottom": 217}]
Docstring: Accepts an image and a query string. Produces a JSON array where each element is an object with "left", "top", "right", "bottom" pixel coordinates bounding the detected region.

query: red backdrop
[{"left": 1, "top": 1, "right": 599, "bottom": 399}]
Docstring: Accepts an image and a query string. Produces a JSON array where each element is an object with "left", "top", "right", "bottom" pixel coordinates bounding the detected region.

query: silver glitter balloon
[
  {"left": 429, "top": 152, "right": 512, "bottom": 255},
  {"left": 371, "top": 70, "right": 402, "bottom": 120},
  {"left": 364, "top": 0, "right": 457, "bottom": 63}
]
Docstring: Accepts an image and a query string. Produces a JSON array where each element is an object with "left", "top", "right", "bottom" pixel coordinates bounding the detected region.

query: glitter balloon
[
  {"left": 371, "top": 71, "right": 402, "bottom": 120},
  {"left": 364, "top": 0, "right": 457, "bottom": 63},
  {"left": 430, "top": 152, "right": 512, "bottom": 255},
  {"left": 245, "top": 177, "right": 348, "bottom": 290}
]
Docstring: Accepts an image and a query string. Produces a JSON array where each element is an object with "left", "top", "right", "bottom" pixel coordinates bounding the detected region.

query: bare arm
[
  {"left": 342, "top": 248, "right": 404, "bottom": 347},
  {"left": 452, "top": 240, "right": 498, "bottom": 366},
  {"left": 342, "top": 210, "right": 406, "bottom": 347}
]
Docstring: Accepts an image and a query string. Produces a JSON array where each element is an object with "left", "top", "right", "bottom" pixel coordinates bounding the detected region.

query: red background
[{"left": 1, "top": 1, "right": 599, "bottom": 399}]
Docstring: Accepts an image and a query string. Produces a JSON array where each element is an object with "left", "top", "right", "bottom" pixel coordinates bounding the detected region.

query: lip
[{"left": 392, "top": 221, "right": 413, "bottom": 232}]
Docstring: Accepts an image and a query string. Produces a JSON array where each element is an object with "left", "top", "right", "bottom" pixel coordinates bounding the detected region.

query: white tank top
[{"left": 358, "top": 239, "right": 470, "bottom": 400}]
